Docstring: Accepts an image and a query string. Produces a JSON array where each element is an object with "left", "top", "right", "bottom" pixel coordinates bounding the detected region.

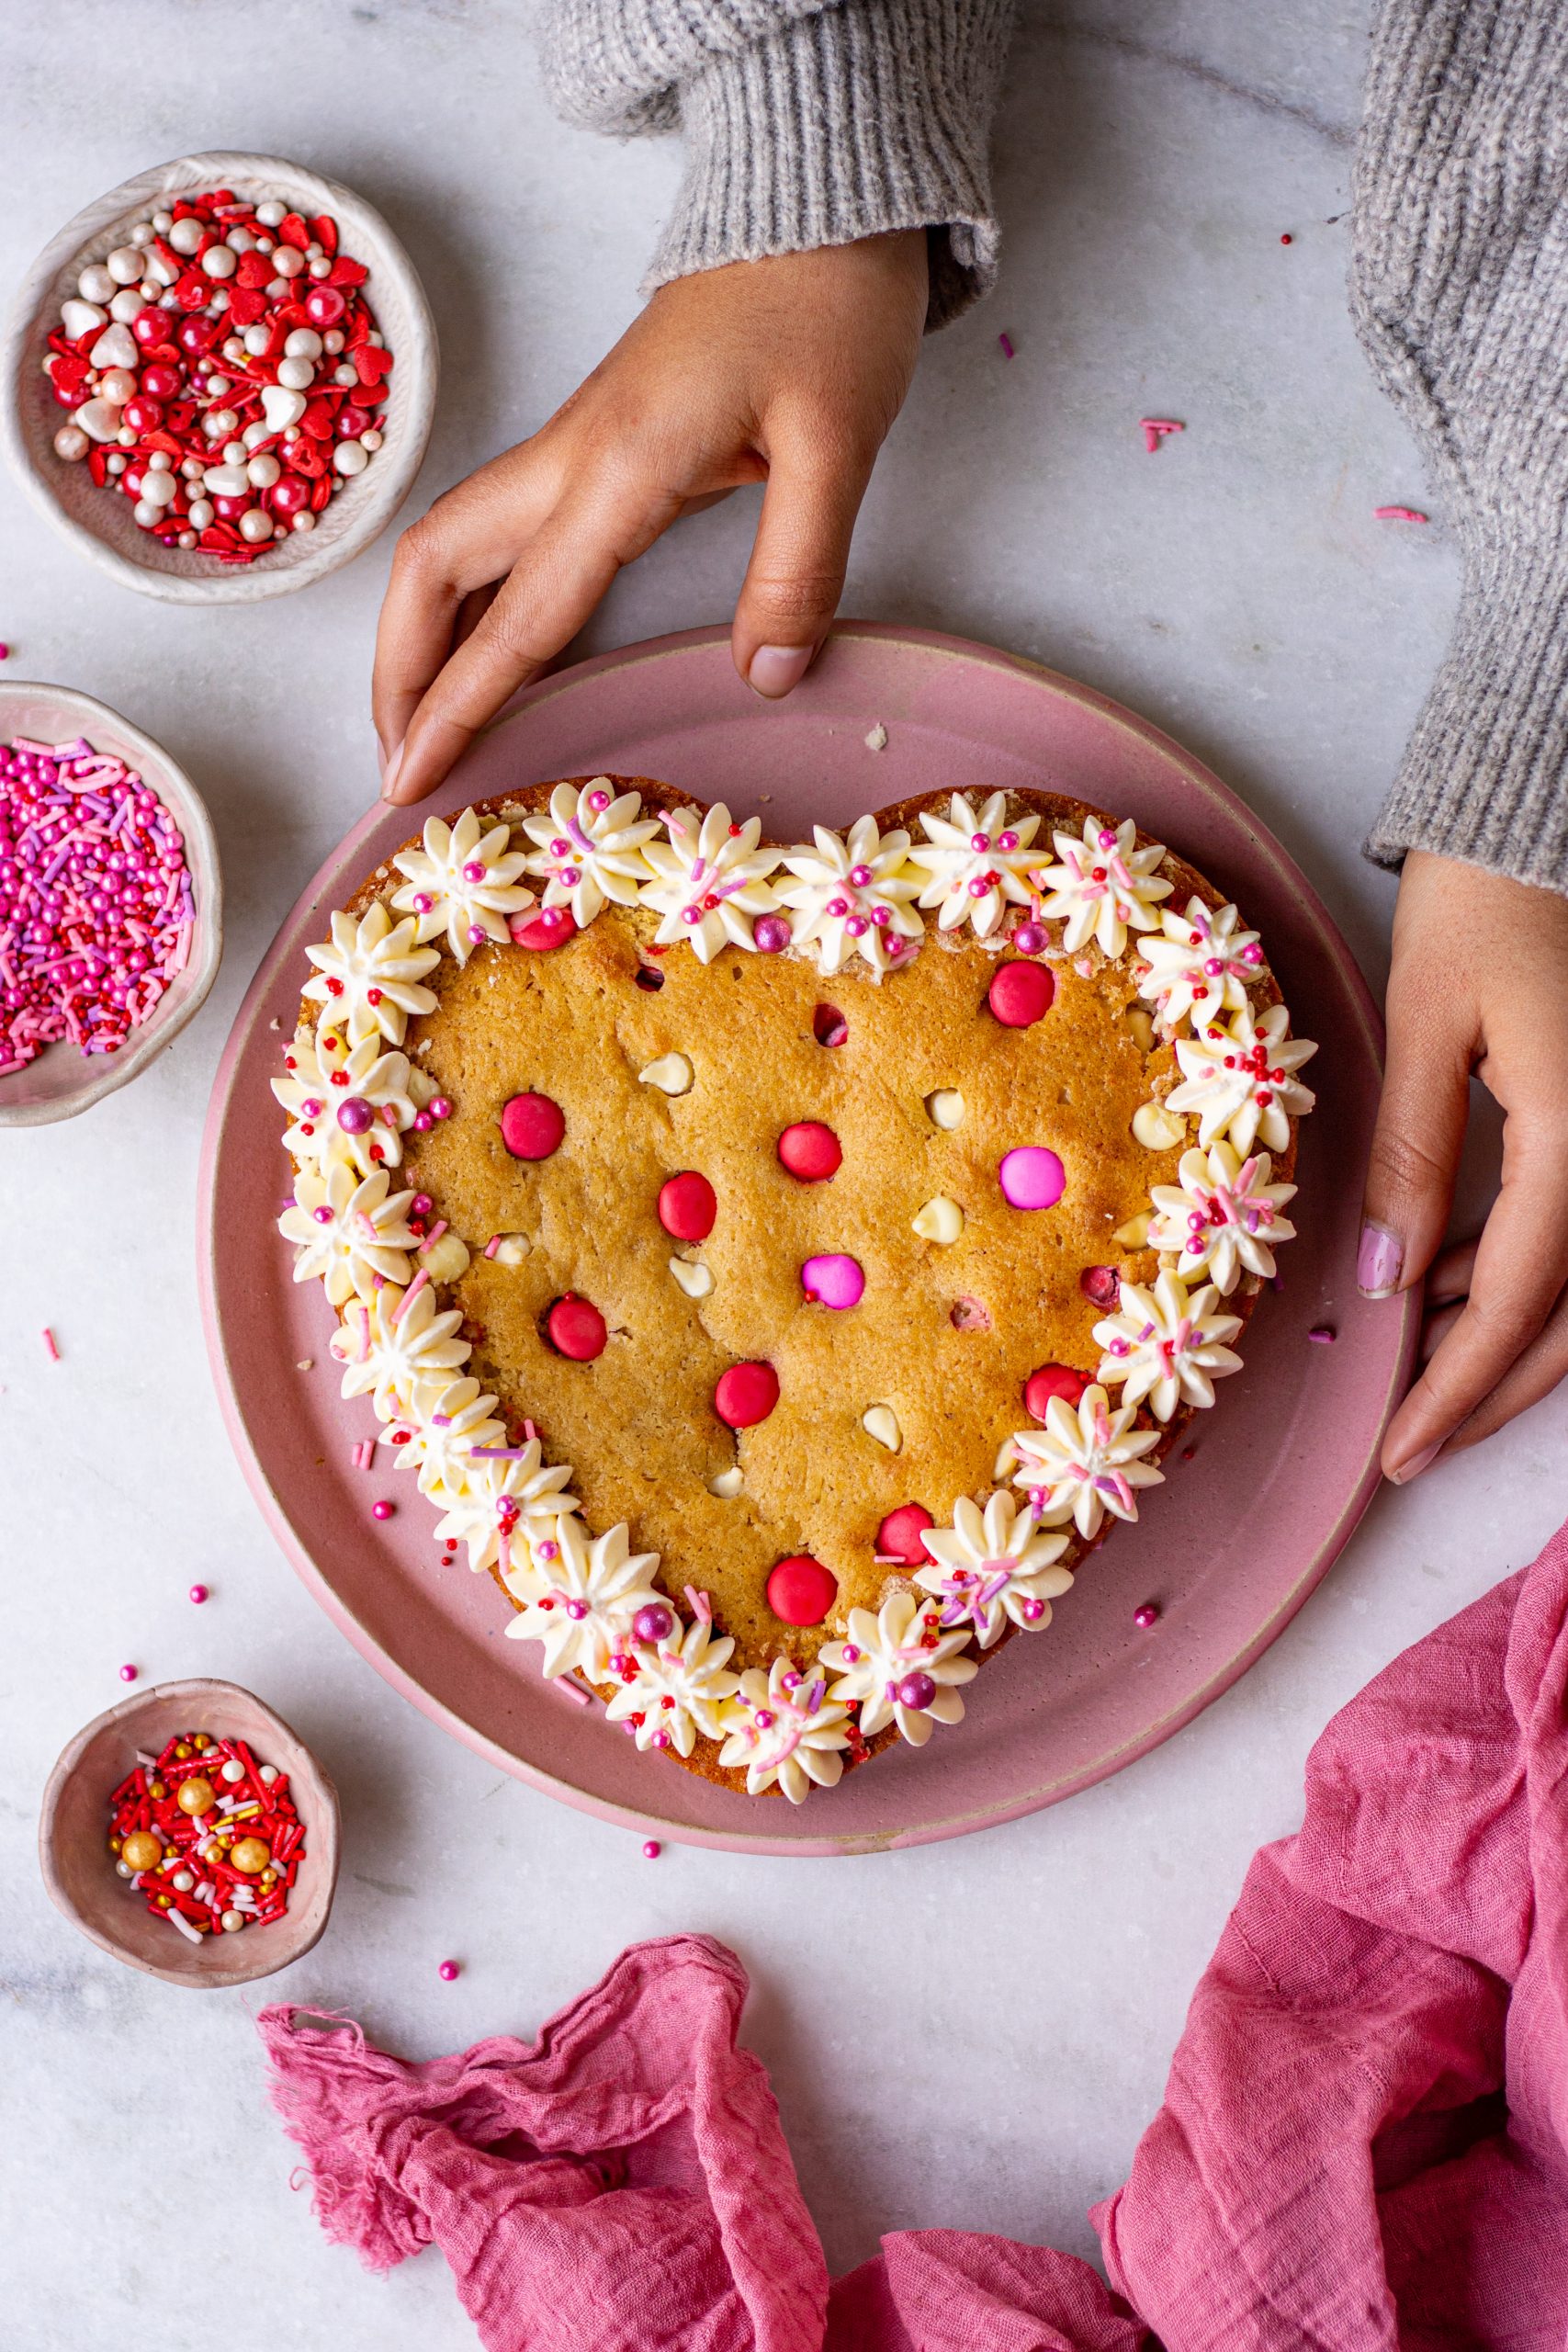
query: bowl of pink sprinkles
[{"left": 0, "top": 679, "right": 221, "bottom": 1125}]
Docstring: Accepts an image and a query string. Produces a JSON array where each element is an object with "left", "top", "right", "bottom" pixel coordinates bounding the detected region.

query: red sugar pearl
[
  {"left": 766, "top": 1555, "right": 838, "bottom": 1626},
  {"left": 876, "top": 1504, "right": 936, "bottom": 1565},
  {"left": 988, "top": 961, "right": 1056, "bottom": 1027},
  {"left": 715, "top": 1361, "right": 779, "bottom": 1429},
  {"left": 659, "top": 1170, "right": 716, "bottom": 1241},
  {"left": 1024, "top": 1364, "right": 1089, "bottom": 1419},
  {"left": 547, "top": 1294, "right": 607, "bottom": 1362},
  {"left": 777, "top": 1121, "right": 841, "bottom": 1182},
  {"left": 501, "top": 1091, "right": 565, "bottom": 1159}
]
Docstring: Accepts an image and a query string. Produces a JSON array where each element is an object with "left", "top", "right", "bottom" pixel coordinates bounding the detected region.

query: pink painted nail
[
  {"left": 1387, "top": 1438, "right": 1441, "bottom": 1485},
  {"left": 1357, "top": 1221, "right": 1403, "bottom": 1296},
  {"left": 748, "top": 644, "right": 813, "bottom": 699}
]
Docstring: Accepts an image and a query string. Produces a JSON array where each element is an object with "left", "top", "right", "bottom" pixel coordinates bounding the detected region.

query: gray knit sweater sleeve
[
  {"left": 537, "top": 0, "right": 1014, "bottom": 328},
  {"left": 1353, "top": 1, "right": 1568, "bottom": 895}
]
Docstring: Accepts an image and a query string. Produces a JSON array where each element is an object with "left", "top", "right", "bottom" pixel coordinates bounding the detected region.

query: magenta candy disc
[
  {"left": 801, "top": 1252, "right": 864, "bottom": 1308},
  {"left": 998, "top": 1147, "right": 1066, "bottom": 1210}
]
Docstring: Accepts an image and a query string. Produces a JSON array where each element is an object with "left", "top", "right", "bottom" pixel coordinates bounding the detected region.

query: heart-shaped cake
[{"left": 275, "top": 778, "right": 1315, "bottom": 1800}]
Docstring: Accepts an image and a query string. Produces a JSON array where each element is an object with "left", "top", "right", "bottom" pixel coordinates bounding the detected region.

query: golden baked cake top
[{"left": 274, "top": 777, "right": 1315, "bottom": 1801}]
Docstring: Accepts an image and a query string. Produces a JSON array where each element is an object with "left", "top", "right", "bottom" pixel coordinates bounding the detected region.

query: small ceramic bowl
[
  {"left": 0, "top": 680, "right": 222, "bottom": 1125},
  {"left": 2, "top": 149, "right": 437, "bottom": 603},
  {"left": 39, "top": 1677, "right": 340, "bottom": 1989}
]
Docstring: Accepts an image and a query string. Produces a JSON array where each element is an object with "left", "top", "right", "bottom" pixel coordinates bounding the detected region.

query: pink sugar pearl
[
  {"left": 998, "top": 1147, "right": 1066, "bottom": 1210},
  {"left": 801, "top": 1252, "right": 864, "bottom": 1308},
  {"left": 438, "top": 1959, "right": 460, "bottom": 1981}
]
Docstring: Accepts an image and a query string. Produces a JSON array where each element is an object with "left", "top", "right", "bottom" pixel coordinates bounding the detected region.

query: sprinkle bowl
[
  {"left": 39, "top": 1678, "right": 340, "bottom": 1990},
  {"left": 2, "top": 149, "right": 437, "bottom": 603},
  {"left": 0, "top": 680, "right": 222, "bottom": 1125}
]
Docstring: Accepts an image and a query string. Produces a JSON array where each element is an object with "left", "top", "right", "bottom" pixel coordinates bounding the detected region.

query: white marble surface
[{"left": 5, "top": 5, "right": 1566, "bottom": 2345}]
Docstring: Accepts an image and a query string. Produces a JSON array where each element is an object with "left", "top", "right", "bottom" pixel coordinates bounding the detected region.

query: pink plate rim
[{"left": 197, "top": 622, "right": 1417, "bottom": 1856}]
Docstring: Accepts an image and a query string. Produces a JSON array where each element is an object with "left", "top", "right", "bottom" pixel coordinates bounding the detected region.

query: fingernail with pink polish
[
  {"left": 379, "top": 741, "right": 405, "bottom": 802},
  {"left": 1357, "top": 1221, "right": 1403, "bottom": 1297},
  {"left": 748, "top": 644, "right": 814, "bottom": 699},
  {"left": 1387, "top": 1439, "right": 1441, "bottom": 1486}
]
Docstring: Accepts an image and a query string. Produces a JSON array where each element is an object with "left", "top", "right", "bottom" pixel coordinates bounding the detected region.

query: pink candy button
[
  {"left": 501, "top": 1091, "right": 564, "bottom": 1159},
  {"left": 766, "top": 1555, "right": 838, "bottom": 1626},
  {"left": 998, "top": 1147, "right": 1066, "bottom": 1210},
  {"left": 801, "top": 1253, "right": 864, "bottom": 1308}
]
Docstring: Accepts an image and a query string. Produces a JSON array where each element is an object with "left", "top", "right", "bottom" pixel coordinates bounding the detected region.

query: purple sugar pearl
[
  {"left": 336, "top": 1094, "right": 374, "bottom": 1134},
  {"left": 753, "top": 915, "right": 791, "bottom": 954},
  {"left": 896, "top": 1670, "right": 937, "bottom": 1711},
  {"left": 633, "top": 1602, "right": 675, "bottom": 1645}
]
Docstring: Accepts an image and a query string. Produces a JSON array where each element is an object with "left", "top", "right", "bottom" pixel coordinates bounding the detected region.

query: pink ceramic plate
[{"left": 199, "top": 625, "right": 1416, "bottom": 1855}]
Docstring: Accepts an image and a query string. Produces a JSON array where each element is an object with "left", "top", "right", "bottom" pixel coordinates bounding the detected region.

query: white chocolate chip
[
  {"left": 1123, "top": 1007, "right": 1156, "bottom": 1052},
  {"left": 669, "top": 1256, "right": 715, "bottom": 1299},
  {"left": 491, "top": 1234, "right": 530, "bottom": 1267},
  {"left": 911, "top": 1195, "right": 964, "bottom": 1245},
  {"left": 1113, "top": 1211, "right": 1153, "bottom": 1248},
  {"left": 864, "top": 721, "right": 888, "bottom": 752},
  {"left": 639, "top": 1053, "right": 694, "bottom": 1096},
  {"left": 709, "top": 1466, "right": 743, "bottom": 1498},
  {"left": 925, "top": 1089, "right": 964, "bottom": 1130},
  {"left": 1132, "top": 1102, "right": 1186, "bottom": 1150},
  {"left": 423, "top": 1234, "right": 472, "bottom": 1283},
  {"left": 862, "top": 1405, "right": 901, "bottom": 1453}
]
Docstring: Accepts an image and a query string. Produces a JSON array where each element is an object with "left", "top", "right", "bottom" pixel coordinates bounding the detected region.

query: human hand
[
  {"left": 373, "top": 230, "right": 930, "bottom": 805},
  {"left": 1359, "top": 849, "right": 1568, "bottom": 1479}
]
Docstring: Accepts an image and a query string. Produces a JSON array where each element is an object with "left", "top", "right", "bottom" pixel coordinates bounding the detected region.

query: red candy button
[
  {"left": 501, "top": 1091, "right": 564, "bottom": 1159},
  {"left": 715, "top": 1361, "right": 779, "bottom": 1429},
  {"left": 660, "top": 1171, "right": 716, "bottom": 1242},
  {"left": 877, "top": 1504, "right": 936, "bottom": 1565},
  {"left": 766, "top": 1555, "right": 838, "bottom": 1626},
  {"left": 1024, "top": 1363, "right": 1090, "bottom": 1419},
  {"left": 777, "top": 1121, "right": 842, "bottom": 1182},
  {"left": 547, "top": 1294, "right": 606, "bottom": 1361},
  {"left": 988, "top": 961, "right": 1056, "bottom": 1027},
  {"left": 511, "top": 907, "right": 578, "bottom": 950}
]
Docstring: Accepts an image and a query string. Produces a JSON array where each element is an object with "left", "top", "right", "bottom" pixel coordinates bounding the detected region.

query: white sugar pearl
[
  {"left": 206, "top": 374, "right": 231, "bottom": 398},
  {"left": 366, "top": 330, "right": 384, "bottom": 348},
  {"left": 105, "top": 451, "right": 127, "bottom": 473},
  {"left": 255, "top": 235, "right": 275, "bottom": 254},
  {"left": 107, "top": 244, "right": 143, "bottom": 286},
  {"left": 256, "top": 199, "right": 286, "bottom": 227},
  {"left": 276, "top": 356, "right": 315, "bottom": 391},
  {"left": 283, "top": 328, "right": 323, "bottom": 360},
  {"left": 61, "top": 299, "right": 107, "bottom": 340},
  {"left": 305, "top": 241, "right": 322, "bottom": 258},
  {"left": 291, "top": 509, "right": 316, "bottom": 532},
  {"left": 177, "top": 530, "right": 197, "bottom": 548},
  {"left": 246, "top": 453, "right": 281, "bottom": 488},
  {"left": 132, "top": 221, "right": 154, "bottom": 247},
  {"left": 221, "top": 337, "right": 246, "bottom": 363},
  {"left": 98, "top": 368, "right": 137, "bottom": 406},
  {"left": 243, "top": 324, "right": 271, "bottom": 356},
  {"left": 360, "top": 428, "right": 383, "bottom": 452},
  {"left": 239, "top": 509, "right": 274, "bottom": 543},
  {"left": 116, "top": 424, "right": 137, "bottom": 447},
  {"left": 308, "top": 255, "right": 332, "bottom": 278},
  {"left": 138, "top": 280, "right": 159, "bottom": 302},
  {"left": 221, "top": 1910, "right": 245, "bottom": 1933},
  {"left": 168, "top": 216, "right": 205, "bottom": 255},
  {"left": 132, "top": 499, "right": 163, "bottom": 527},
  {"left": 201, "top": 242, "right": 237, "bottom": 280},
  {"left": 226, "top": 225, "right": 256, "bottom": 254},
  {"left": 146, "top": 450, "right": 173, "bottom": 472},
  {"left": 187, "top": 497, "right": 214, "bottom": 529},
  {"left": 206, "top": 407, "right": 239, "bottom": 437},
  {"left": 333, "top": 437, "right": 368, "bottom": 476},
  {"left": 152, "top": 209, "right": 174, "bottom": 233},
  {"left": 116, "top": 1860, "right": 132, "bottom": 1879},
  {"left": 76, "top": 264, "right": 116, "bottom": 305},
  {"left": 210, "top": 288, "right": 231, "bottom": 311},
  {"left": 333, "top": 363, "right": 357, "bottom": 387},
  {"left": 181, "top": 456, "right": 204, "bottom": 480},
  {"left": 265, "top": 277, "right": 288, "bottom": 300},
  {"left": 108, "top": 287, "right": 144, "bottom": 324},
  {"left": 272, "top": 245, "right": 304, "bottom": 277},
  {"left": 220, "top": 1758, "right": 246, "bottom": 1783},
  {"left": 52, "top": 423, "right": 90, "bottom": 461},
  {"left": 258, "top": 1764, "right": 279, "bottom": 1783},
  {"left": 243, "top": 420, "right": 270, "bottom": 449},
  {"left": 172, "top": 1870, "right": 195, "bottom": 1891},
  {"left": 223, "top": 439, "right": 247, "bottom": 464},
  {"left": 322, "top": 329, "right": 344, "bottom": 354}
]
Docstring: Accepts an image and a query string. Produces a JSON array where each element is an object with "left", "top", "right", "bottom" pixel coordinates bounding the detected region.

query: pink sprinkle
[
  {"left": 684, "top": 1585, "right": 713, "bottom": 1624},
  {"left": 118, "top": 1663, "right": 137, "bottom": 1682},
  {"left": 642, "top": 1840, "right": 661, "bottom": 1860},
  {"left": 998, "top": 331, "right": 1015, "bottom": 360},
  {"left": 419, "top": 1219, "right": 448, "bottom": 1252},
  {"left": 484, "top": 1235, "right": 502, "bottom": 1259},
  {"left": 40, "top": 1327, "right": 59, "bottom": 1362},
  {"left": 188, "top": 1584, "right": 209, "bottom": 1604},
  {"left": 1133, "top": 1602, "right": 1160, "bottom": 1630},
  {"left": 438, "top": 1959, "right": 460, "bottom": 1982},
  {"left": 558, "top": 1678, "right": 592, "bottom": 1708},
  {"left": 523, "top": 1419, "right": 538, "bottom": 1441},
  {"left": 371, "top": 1498, "right": 394, "bottom": 1521},
  {"left": 393, "top": 1268, "right": 429, "bottom": 1321},
  {"left": 1373, "top": 505, "right": 1428, "bottom": 523},
  {"left": 1307, "top": 1325, "right": 1337, "bottom": 1345},
  {"left": 1140, "top": 417, "right": 1185, "bottom": 454}
]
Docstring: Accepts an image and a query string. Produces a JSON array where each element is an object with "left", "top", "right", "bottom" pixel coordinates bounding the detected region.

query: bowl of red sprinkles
[
  {"left": 39, "top": 1678, "right": 340, "bottom": 1988},
  {"left": 4, "top": 150, "right": 436, "bottom": 601},
  {"left": 0, "top": 680, "right": 221, "bottom": 1125}
]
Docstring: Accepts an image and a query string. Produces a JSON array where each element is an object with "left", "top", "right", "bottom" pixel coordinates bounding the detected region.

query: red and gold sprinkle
[{"left": 107, "top": 1727, "right": 306, "bottom": 1940}]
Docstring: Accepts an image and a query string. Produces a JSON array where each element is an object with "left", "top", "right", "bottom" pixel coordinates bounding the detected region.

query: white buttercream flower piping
[
  {"left": 1165, "top": 1002, "right": 1318, "bottom": 1154},
  {"left": 273, "top": 1027, "right": 418, "bottom": 1175},
  {"left": 1146, "top": 1142, "right": 1298, "bottom": 1293},
  {"left": 278, "top": 1164, "right": 418, "bottom": 1306},
  {"left": 430, "top": 1440, "right": 581, "bottom": 1575},
  {"left": 330, "top": 1281, "right": 470, "bottom": 1419},
  {"left": 391, "top": 808, "right": 535, "bottom": 964},
  {"left": 392, "top": 1374, "right": 506, "bottom": 1494},
  {"left": 1010, "top": 1385, "right": 1164, "bottom": 1540},
  {"left": 301, "top": 900, "right": 439, "bottom": 1046},
  {"left": 1036, "top": 815, "right": 1173, "bottom": 958},
  {"left": 638, "top": 802, "right": 781, "bottom": 961},
  {"left": 1093, "top": 1271, "right": 1244, "bottom": 1422},
  {"left": 906, "top": 792, "right": 1042, "bottom": 939},
  {"left": 502, "top": 1517, "right": 664, "bottom": 1679},
  {"left": 1136, "top": 898, "right": 1265, "bottom": 1033},
  {"left": 521, "top": 780, "right": 660, "bottom": 927},
  {"left": 603, "top": 1618, "right": 741, "bottom": 1756},
  {"left": 818, "top": 1590, "right": 976, "bottom": 1746},
  {"left": 716, "top": 1658, "right": 851, "bottom": 1801},
  {"left": 913, "top": 1492, "right": 1073, "bottom": 1648},
  {"left": 774, "top": 815, "right": 925, "bottom": 976}
]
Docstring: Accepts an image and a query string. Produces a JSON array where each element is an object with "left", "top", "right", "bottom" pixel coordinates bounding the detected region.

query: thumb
[
  {"left": 1359, "top": 977, "right": 1472, "bottom": 1299},
  {"left": 732, "top": 432, "right": 874, "bottom": 698}
]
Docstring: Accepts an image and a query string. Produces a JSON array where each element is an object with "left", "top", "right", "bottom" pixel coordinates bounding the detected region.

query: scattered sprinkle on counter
[{"left": 107, "top": 1728, "right": 305, "bottom": 1940}]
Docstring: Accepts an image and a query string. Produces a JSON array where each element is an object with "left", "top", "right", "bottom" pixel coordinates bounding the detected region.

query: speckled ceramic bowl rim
[
  {"left": 1, "top": 149, "right": 437, "bottom": 604},
  {"left": 0, "top": 679, "right": 222, "bottom": 1125}
]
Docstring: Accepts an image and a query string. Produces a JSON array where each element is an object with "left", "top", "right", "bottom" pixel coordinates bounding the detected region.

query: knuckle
[
  {"left": 393, "top": 514, "right": 449, "bottom": 586},
  {"left": 745, "top": 565, "right": 844, "bottom": 628},
  {"left": 1367, "top": 1122, "right": 1450, "bottom": 1203}
]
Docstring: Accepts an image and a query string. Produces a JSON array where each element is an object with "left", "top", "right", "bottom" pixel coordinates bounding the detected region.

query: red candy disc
[
  {"left": 777, "top": 1121, "right": 842, "bottom": 1182},
  {"left": 988, "top": 961, "right": 1056, "bottom": 1027},
  {"left": 501, "top": 1091, "right": 564, "bottom": 1160},
  {"left": 1024, "top": 1364, "right": 1090, "bottom": 1419},
  {"left": 511, "top": 907, "right": 578, "bottom": 951},
  {"left": 547, "top": 1295, "right": 606, "bottom": 1362},
  {"left": 659, "top": 1170, "right": 717, "bottom": 1242},
  {"left": 876, "top": 1504, "right": 937, "bottom": 1565},
  {"left": 715, "top": 1361, "right": 779, "bottom": 1429},
  {"left": 766, "top": 1555, "right": 838, "bottom": 1626}
]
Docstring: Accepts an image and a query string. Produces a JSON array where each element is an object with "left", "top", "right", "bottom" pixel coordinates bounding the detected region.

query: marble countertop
[{"left": 6, "top": 5, "right": 1565, "bottom": 2344}]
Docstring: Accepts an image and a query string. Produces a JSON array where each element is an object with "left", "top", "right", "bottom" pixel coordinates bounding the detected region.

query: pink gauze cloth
[{"left": 260, "top": 1518, "right": 1568, "bottom": 2351}]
